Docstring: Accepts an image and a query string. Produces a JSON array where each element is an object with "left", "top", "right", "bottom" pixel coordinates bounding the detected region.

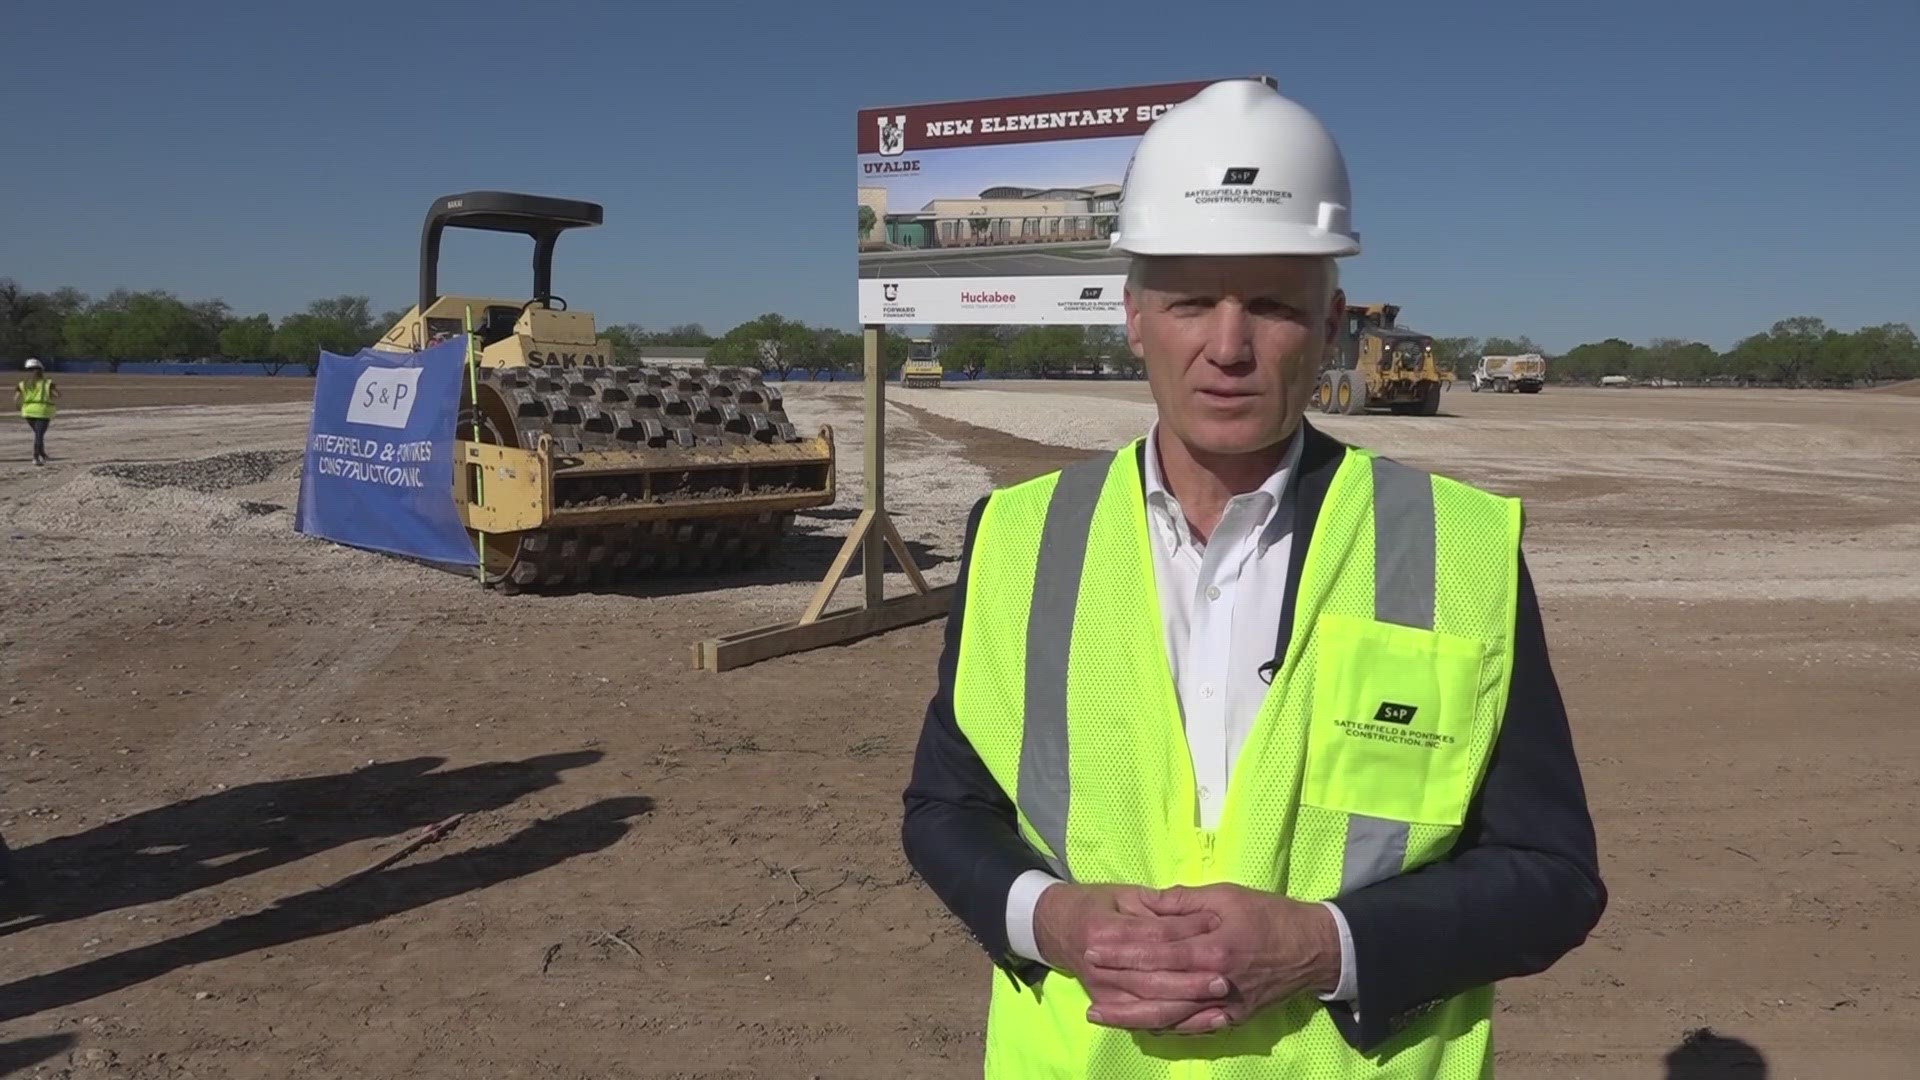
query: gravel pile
[
  {"left": 890, "top": 385, "right": 1155, "bottom": 450},
  {"left": 92, "top": 450, "right": 303, "bottom": 494},
  {"left": 3, "top": 450, "right": 306, "bottom": 540},
  {"left": 5, "top": 474, "right": 297, "bottom": 540}
]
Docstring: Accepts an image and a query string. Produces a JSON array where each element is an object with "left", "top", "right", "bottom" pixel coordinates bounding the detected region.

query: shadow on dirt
[
  {"left": 0, "top": 796, "right": 653, "bottom": 1023},
  {"left": 0, "top": 1034, "right": 77, "bottom": 1074},
  {"left": 1, "top": 751, "right": 604, "bottom": 938},
  {"left": 1665, "top": 1027, "right": 1768, "bottom": 1078}
]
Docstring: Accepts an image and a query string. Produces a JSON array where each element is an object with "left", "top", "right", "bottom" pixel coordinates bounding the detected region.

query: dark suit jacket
[{"left": 900, "top": 420, "right": 1607, "bottom": 1053}]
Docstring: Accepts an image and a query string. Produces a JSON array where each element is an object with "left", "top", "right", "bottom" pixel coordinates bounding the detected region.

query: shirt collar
[{"left": 1142, "top": 420, "right": 1303, "bottom": 554}]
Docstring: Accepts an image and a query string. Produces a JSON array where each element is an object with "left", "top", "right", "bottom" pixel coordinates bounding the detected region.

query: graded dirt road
[{"left": 1, "top": 376, "right": 1916, "bottom": 1078}]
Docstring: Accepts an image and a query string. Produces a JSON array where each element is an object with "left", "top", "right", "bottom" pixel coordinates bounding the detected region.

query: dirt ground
[{"left": 2, "top": 376, "right": 1917, "bottom": 1078}]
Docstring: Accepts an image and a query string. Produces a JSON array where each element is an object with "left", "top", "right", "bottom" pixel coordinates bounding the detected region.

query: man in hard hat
[
  {"left": 14, "top": 358, "right": 59, "bottom": 466},
  {"left": 902, "top": 79, "right": 1604, "bottom": 1076}
]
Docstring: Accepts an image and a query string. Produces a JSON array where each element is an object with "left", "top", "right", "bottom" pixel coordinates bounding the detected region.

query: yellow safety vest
[
  {"left": 18, "top": 378, "right": 55, "bottom": 420},
  {"left": 952, "top": 437, "right": 1523, "bottom": 1079}
]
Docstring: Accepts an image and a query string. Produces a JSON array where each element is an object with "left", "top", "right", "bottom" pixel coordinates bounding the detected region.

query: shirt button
[
  {"left": 1201, "top": 684, "right": 1214, "bottom": 699},
  {"left": 1199, "top": 785, "right": 1214, "bottom": 801},
  {"left": 1206, "top": 585, "right": 1221, "bottom": 601}
]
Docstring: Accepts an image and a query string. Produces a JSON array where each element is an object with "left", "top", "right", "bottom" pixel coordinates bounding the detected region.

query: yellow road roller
[{"left": 373, "top": 191, "right": 836, "bottom": 591}]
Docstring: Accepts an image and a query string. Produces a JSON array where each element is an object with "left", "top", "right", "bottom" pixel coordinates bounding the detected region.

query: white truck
[{"left": 1471, "top": 353, "right": 1546, "bottom": 394}]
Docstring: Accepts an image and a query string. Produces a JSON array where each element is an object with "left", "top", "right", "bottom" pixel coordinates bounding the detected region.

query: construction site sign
[
  {"left": 856, "top": 79, "right": 1220, "bottom": 325},
  {"left": 294, "top": 335, "right": 477, "bottom": 568}
]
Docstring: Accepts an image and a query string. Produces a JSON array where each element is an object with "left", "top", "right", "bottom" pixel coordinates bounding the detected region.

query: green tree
[
  {"left": 1084, "top": 326, "right": 1134, "bottom": 378},
  {"left": 271, "top": 314, "right": 362, "bottom": 374},
  {"left": 219, "top": 314, "right": 275, "bottom": 359},
  {"left": 1009, "top": 325, "right": 1084, "bottom": 377},
  {"left": 599, "top": 323, "right": 642, "bottom": 362},
  {"left": 817, "top": 329, "right": 863, "bottom": 380},
  {"left": 1640, "top": 338, "right": 1720, "bottom": 383},
  {"left": 0, "top": 279, "right": 87, "bottom": 360},
  {"left": 1850, "top": 323, "right": 1920, "bottom": 382},
  {"left": 62, "top": 290, "right": 219, "bottom": 370},
  {"left": 710, "top": 313, "right": 801, "bottom": 376},
  {"left": 1430, "top": 336, "right": 1480, "bottom": 377},
  {"left": 305, "top": 295, "right": 378, "bottom": 347},
  {"left": 1479, "top": 336, "right": 1546, "bottom": 357},
  {"left": 1557, "top": 338, "right": 1635, "bottom": 383},
  {"left": 859, "top": 205, "right": 877, "bottom": 240},
  {"left": 654, "top": 323, "right": 714, "bottom": 346},
  {"left": 931, "top": 325, "right": 1003, "bottom": 380},
  {"left": 940, "top": 337, "right": 1001, "bottom": 381}
]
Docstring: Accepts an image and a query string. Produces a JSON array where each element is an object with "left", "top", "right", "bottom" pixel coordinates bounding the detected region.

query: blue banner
[{"left": 294, "top": 336, "right": 478, "bottom": 567}]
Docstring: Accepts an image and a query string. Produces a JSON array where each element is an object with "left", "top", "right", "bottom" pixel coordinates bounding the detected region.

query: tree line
[
  {"left": 0, "top": 279, "right": 412, "bottom": 375},
  {"left": 1430, "top": 318, "right": 1918, "bottom": 387},
  {"left": 4, "top": 277, "right": 1914, "bottom": 387}
]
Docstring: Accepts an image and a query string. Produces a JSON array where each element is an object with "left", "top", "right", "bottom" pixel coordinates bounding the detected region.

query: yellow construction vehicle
[
  {"left": 1311, "top": 303, "right": 1446, "bottom": 416},
  {"left": 374, "top": 191, "right": 836, "bottom": 591},
  {"left": 900, "top": 337, "right": 943, "bottom": 388}
]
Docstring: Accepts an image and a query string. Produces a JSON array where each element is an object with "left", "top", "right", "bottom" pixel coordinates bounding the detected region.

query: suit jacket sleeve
[
  {"left": 901, "top": 495, "right": 1055, "bottom": 983},
  {"left": 1325, "top": 551, "right": 1607, "bottom": 1052}
]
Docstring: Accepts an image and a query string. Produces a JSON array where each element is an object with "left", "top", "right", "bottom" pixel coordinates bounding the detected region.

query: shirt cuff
[
  {"left": 1005, "top": 869, "right": 1065, "bottom": 964},
  {"left": 1318, "top": 900, "right": 1358, "bottom": 1003}
]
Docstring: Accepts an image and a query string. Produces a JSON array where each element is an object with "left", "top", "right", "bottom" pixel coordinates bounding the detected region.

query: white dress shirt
[{"left": 1004, "top": 421, "right": 1359, "bottom": 1006}]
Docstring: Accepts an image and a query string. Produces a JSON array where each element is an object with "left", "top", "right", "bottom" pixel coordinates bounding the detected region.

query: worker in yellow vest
[
  {"left": 902, "top": 79, "right": 1605, "bottom": 1078},
  {"left": 14, "top": 358, "right": 59, "bottom": 466}
]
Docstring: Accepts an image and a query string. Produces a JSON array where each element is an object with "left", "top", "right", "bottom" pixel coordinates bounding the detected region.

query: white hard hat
[
  {"left": 1110, "top": 79, "right": 1360, "bottom": 258},
  {"left": 23, "top": 358, "right": 43, "bottom": 370}
]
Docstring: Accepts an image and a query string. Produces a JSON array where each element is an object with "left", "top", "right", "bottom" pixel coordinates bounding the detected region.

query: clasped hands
[{"left": 1032, "top": 882, "right": 1341, "bottom": 1035}]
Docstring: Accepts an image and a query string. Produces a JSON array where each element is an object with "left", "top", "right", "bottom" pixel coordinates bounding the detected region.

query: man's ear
[
  {"left": 1124, "top": 287, "right": 1146, "bottom": 359},
  {"left": 1324, "top": 287, "right": 1346, "bottom": 346}
]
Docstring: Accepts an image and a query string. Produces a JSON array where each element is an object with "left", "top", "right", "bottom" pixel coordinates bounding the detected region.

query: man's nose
[{"left": 1203, "top": 303, "right": 1255, "bottom": 368}]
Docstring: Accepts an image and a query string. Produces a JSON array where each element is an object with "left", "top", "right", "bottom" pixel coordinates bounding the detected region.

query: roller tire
[{"left": 461, "top": 363, "right": 812, "bottom": 590}]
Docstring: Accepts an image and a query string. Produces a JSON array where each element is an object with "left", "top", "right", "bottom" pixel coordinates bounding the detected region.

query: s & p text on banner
[{"left": 294, "top": 335, "right": 477, "bottom": 567}]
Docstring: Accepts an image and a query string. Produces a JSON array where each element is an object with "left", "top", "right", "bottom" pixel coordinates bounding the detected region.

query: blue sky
[{"left": 4, "top": 0, "right": 1915, "bottom": 353}]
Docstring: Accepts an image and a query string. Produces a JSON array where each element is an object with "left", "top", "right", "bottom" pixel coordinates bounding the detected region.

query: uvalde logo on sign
[{"left": 346, "top": 367, "right": 423, "bottom": 429}]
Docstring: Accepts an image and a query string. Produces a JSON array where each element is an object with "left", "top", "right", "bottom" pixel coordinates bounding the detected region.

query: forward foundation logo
[{"left": 877, "top": 114, "right": 906, "bottom": 156}]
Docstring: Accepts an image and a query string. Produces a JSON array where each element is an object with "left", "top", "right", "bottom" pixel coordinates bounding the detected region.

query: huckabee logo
[{"left": 960, "top": 290, "right": 1017, "bottom": 304}]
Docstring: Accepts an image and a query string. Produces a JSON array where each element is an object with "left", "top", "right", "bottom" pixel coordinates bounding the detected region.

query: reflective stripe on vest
[{"left": 954, "top": 436, "right": 1521, "bottom": 1079}]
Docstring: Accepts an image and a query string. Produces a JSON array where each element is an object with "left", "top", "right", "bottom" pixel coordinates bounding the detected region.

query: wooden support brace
[
  {"left": 692, "top": 323, "right": 953, "bottom": 672},
  {"left": 691, "top": 585, "right": 954, "bottom": 673}
]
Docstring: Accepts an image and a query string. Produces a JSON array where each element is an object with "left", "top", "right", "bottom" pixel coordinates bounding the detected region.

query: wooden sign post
[{"left": 691, "top": 324, "right": 953, "bottom": 672}]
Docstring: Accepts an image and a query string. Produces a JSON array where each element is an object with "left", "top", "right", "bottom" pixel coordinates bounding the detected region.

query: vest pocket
[{"left": 1300, "top": 612, "right": 1487, "bottom": 829}]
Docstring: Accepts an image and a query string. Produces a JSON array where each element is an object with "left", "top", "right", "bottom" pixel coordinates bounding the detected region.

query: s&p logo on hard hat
[{"left": 1222, "top": 167, "right": 1260, "bottom": 185}]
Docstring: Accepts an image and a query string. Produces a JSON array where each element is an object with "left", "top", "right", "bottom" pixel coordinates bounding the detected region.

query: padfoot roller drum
[{"left": 455, "top": 361, "right": 833, "bottom": 591}]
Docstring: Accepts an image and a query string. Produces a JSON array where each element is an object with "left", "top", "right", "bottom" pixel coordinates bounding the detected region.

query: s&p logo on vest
[
  {"left": 1373, "top": 702, "right": 1418, "bottom": 725},
  {"left": 1332, "top": 699, "right": 1454, "bottom": 750}
]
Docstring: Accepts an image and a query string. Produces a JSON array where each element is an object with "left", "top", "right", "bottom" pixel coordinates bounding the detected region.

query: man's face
[{"left": 1124, "top": 255, "right": 1342, "bottom": 457}]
